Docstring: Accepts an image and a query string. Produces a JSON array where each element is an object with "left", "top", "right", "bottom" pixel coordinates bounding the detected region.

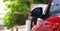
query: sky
[{"left": 0, "top": 0, "right": 6, "bottom": 25}]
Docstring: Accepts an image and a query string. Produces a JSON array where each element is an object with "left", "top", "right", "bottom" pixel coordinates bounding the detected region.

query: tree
[{"left": 3, "top": 0, "right": 32, "bottom": 29}]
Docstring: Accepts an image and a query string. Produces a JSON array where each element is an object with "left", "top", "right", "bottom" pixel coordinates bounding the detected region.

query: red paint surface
[{"left": 31, "top": 15, "right": 60, "bottom": 31}]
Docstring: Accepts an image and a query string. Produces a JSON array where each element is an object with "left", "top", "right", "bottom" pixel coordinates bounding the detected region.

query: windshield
[{"left": 50, "top": 0, "right": 60, "bottom": 16}]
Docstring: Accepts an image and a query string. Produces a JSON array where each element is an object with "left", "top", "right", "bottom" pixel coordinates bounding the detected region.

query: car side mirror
[{"left": 30, "top": 7, "right": 43, "bottom": 18}]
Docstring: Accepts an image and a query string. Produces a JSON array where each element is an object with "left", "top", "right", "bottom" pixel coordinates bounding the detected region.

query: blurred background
[{"left": 0, "top": 0, "right": 48, "bottom": 31}]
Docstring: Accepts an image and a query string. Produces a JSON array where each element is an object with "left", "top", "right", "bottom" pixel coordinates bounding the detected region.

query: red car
[
  {"left": 31, "top": 0, "right": 60, "bottom": 31},
  {"left": 31, "top": 15, "right": 60, "bottom": 31}
]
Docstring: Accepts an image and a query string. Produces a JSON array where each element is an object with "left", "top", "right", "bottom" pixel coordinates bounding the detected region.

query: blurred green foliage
[
  {"left": 3, "top": 0, "right": 47, "bottom": 29},
  {"left": 34, "top": 0, "right": 47, "bottom": 4}
]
